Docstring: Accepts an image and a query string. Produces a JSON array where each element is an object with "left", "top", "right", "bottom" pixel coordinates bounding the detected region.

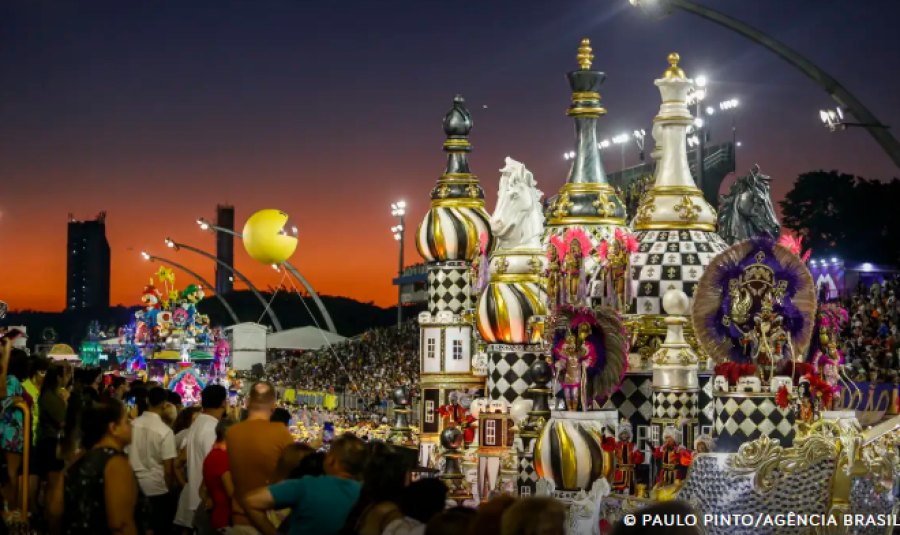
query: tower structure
[
  {"left": 66, "top": 212, "right": 111, "bottom": 311},
  {"left": 543, "top": 39, "right": 628, "bottom": 276},
  {"left": 629, "top": 54, "right": 728, "bottom": 447},
  {"left": 215, "top": 204, "right": 235, "bottom": 295},
  {"left": 416, "top": 96, "right": 492, "bottom": 468}
]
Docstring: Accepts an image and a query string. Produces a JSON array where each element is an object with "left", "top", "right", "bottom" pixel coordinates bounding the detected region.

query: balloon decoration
[{"left": 242, "top": 209, "right": 298, "bottom": 265}]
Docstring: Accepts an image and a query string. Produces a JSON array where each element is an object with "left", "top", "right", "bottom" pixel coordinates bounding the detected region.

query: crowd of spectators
[
  {"left": 837, "top": 278, "right": 900, "bottom": 382},
  {"left": 266, "top": 322, "right": 420, "bottom": 403}
]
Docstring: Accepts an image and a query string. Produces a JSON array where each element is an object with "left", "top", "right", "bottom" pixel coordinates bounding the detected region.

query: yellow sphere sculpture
[{"left": 242, "top": 209, "right": 298, "bottom": 265}]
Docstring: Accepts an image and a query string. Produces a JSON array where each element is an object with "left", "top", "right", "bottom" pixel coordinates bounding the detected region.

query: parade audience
[
  {"left": 201, "top": 418, "right": 235, "bottom": 534},
  {"left": 129, "top": 387, "right": 178, "bottom": 535},
  {"left": 62, "top": 399, "right": 149, "bottom": 535},
  {"left": 340, "top": 443, "right": 406, "bottom": 535},
  {"left": 226, "top": 381, "right": 293, "bottom": 535},
  {"left": 500, "top": 498, "right": 565, "bottom": 535},
  {"left": 1, "top": 348, "right": 32, "bottom": 513},
  {"left": 425, "top": 507, "right": 476, "bottom": 535}
]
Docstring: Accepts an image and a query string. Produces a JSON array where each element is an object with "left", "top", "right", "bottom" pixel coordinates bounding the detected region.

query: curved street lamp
[
  {"left": 196, "top": 219, "right": 338, "bottom": 334},
  {"left": 165, "top": 238, "right": 283, "bottom": 331},
  {"left": 140, "top": 252, "right": 240, "bottom": 325}
]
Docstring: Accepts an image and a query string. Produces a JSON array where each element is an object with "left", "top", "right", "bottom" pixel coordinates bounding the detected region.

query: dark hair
[
  {"left": 270, "top": 408, "right": 291, "bottom": 426},
  {"left": 290, "top": 451, "right": 325, "bottom": 479},
  {"left": 215, "top": 418, "right": 235, "bottom": 442},
  {"left": 401, "top": 478, "right": 448, "bottom": 525},
  {"left": 80, "top": 399, "right": 126, "bottom": 449},
  {"left": 82, "top": 386, "right": 100, "bottom": 405},
  {"left": 41, "top": 364, "right": 64, "bottom": 397},
  {"left": 148, "top": 387, "right": 168, "bottom": 408},
  {"left": 6, "top": 350, "right": 29, "bottom": 382},
  {"left": 29, "top": 357, "right": 50, "bottom": 378},
  {"left": 173, "top": 406, "right": 200, "bottom": 435},
  {"left": 275, "top": 443, "right": 315, "bottom": 482},
  {"left": 468, "top": 494, "right": 516, "bottom": 535},
  {"left": 167, "top": 390, "right": 183, "bottom": 407},
  {"left": 201, "top": 384, "right": 228, "bottom": 410},
  {"left": 426, "top": 508, "right": 477, "bottom": 535},
  {"left": 342, "top": 444, "right": 406, "bottom": 532}
]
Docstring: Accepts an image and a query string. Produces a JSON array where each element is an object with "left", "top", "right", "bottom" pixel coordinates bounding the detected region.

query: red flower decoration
[
  {"left": 775, "top": 385, "right": 791, "bottom": 409},
  {"left": 805, "top": 374, "right": 833, "bottom": 407},
  {"left": 599, "top": 519, "right": 611, "bottom": 533}
]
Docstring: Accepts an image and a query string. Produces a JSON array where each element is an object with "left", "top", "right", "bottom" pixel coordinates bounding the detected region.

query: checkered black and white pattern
[
  {"left": 517, "top": 456, "right": 538, "bottom": 496},
  {"left": 602, "top": 373, "right": 653, "bottom": 426},
  {"left": 713, "top": 393, "right": 795, "bottom": 453},
  {"left": 629, "top": 229, "right": 728, "bottom": 315},
  {"left": 488, "top": 352, "right": 537, "bottom": 404},
  {"left": 698, "top": 374, "right": 714, "bottom": 430},
  {"left": 652, "top": 390, "right": 698, "bottom": 420},
  {"left": 428, "top": 264, "right": 471, "bottom": 314}
]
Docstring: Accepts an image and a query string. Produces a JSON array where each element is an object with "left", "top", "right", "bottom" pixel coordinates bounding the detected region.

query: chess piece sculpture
[{"left": 718, "top": 165, "right": 781, "bottom": 245}]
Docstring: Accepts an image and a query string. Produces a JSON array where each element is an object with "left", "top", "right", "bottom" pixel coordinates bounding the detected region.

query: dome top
[
  {"left": 663, "top": 53, "right": 686, "bottom": 79},
  {"left": 442, "top": 95, "right": 472, "bottom": 138}
]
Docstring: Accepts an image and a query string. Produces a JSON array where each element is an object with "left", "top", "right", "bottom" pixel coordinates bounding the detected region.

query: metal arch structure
[
  {"left": 144, "top": 254, "right": 241, "bottom": 326},
  {"left": 200, "top": 223, "right": 339, "bottom": 334},
  {"left": 635, "top": 0, "right": 900, "bottom": 171},
  {"left": 167, "top": 239, "right": 283, "bottom": 331}
]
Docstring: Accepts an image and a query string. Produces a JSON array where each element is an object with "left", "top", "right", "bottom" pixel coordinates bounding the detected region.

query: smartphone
[{"left": 323, "top": 422, "right": 335, "bottom": 443}]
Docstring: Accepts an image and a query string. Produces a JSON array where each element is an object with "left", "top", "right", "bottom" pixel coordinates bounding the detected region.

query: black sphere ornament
[
  {"left": 440, "top": 426, "right": 464, "bottom": 450},
  {"left": 392, "top": 385, "right": 410, "bottom": 406},
  {"left": 530, "top": 358, "right": 553, "bottom": 385}
]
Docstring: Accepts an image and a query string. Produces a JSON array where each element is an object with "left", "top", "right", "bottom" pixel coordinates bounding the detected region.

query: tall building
[
  {"left": 66, "top": 212, "right": 111, "bottom": 310},
  {"left": 215, "top": 204, "right": 235, "bottom": 294}
]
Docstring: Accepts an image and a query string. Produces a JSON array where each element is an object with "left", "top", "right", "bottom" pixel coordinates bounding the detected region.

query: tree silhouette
[{"left": 780, "top": 170, "right": 900, "bottom": 264}]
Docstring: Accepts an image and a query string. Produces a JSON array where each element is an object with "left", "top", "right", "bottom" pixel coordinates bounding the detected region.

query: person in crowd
[
  {"left": 128, "top": 387, "right": 178, "bottom": 535},
  {"left": 22, "top": 357, "right": 48, "bottom": 515},
  {"left": 174, "top": 385, "right": 228, "bottom": 533},
  {"left": 36, "top": 364, "right": 69, "bottom": 528},
  {"left": 467, "top": 494, "right": 516, "bottom": 535},
  {"left": 200, "top": 418, "right": 235, "bottom": 535},
  {"left": 290, "top": 451, "right": 325, "bottom": 480},
  {"left": 102, "top": 377, "right": 128, "bottom": 403},
  {"left": 500, "top": 497, "right": 565, "bottom": 535},
  {"left": 225, "top": 382, "right": 293, "bottom": 535},
  {"left": 60, "top": 398, "right": 149, "bottom": 535},
  {"left": 270, "top": 408, "right": 292, "bottom": 427},
  {"left": 174, "top": 406, "right": 201, "bottom": 453},
  {"left": 164, "top": 392, "right": 183, "bottom": 427},
  {"left": 340, "top": 444, "right": 407, "bottom": 535},
  {"left": 244, "top": 433, "right": 367, "bottom": 535},
  {"left": 274, "top": 443, "right": 315, "bottom": 483},
  {"left": 382, "top": 478, "right": 448, "bottom": 535},
  {"left": 1, "top": 349, "right": 33, "bottom": 513},
  {"left": 425, "top": 508, "right": 476, "bottom": 535},
  {"left": 609, "top": 501, "right": 701, "bottom": 535}
]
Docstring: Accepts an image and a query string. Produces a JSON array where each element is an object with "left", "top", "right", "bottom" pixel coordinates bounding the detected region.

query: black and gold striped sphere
[
  {"left": 416, "top": 205, "right": 492, "bottom": 263},
  {"left": 476, "top": 278, "right": 546, "bottom": 344}
]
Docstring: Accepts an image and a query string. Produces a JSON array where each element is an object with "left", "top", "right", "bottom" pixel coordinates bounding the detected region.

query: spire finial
[
  {"left": 663, "top": 52, "right": 685, "bottom": 79},
  {"left": 577, "top": 39, "right": 593, "bottom": 70}
]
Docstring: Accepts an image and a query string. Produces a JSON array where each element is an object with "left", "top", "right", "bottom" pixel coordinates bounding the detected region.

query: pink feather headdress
[
  {"left": 614, "top": 228, "right": 639, "bottom": 253},
  {"left": 778, "top": 233, "right": 812, "bottom": 262},
  {"left": 597, "top": 241, "right": 609, "bottom": 262},
  {"left": 479, "top": 231, "right": 489, "bottom": 256},
  {"left": 564, "top": 227, "right": 592, "bottom": 258},
  {"left": 548, "top": 234, "right": 566, "bottom": 261}
]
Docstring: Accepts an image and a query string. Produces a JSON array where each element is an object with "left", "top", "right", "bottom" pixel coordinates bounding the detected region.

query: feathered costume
[
  {"left": 777, "top": 234, "right": 811, "bottom": 263},
  {"left": 596, "top": 229, "right": 639, "bottom": 310},
  {"left": 546, "top": 234, "right": 566, "bottom": 307},
  {"left": 563, "top": 228, "right": 592, "bottom": 305}
]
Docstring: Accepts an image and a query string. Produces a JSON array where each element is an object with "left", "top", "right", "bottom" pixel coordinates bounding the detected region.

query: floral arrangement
[{"left": 713, "top": 362, "right": 757, "bottom": 385}]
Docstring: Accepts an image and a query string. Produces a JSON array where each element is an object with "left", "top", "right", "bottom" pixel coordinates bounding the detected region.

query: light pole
[
  {"left": 633, "top": 129, "right": 646, "bottom": 162},
  {"left": 720, "top": 98, "right": 739, "bottom": 170},
  {"left": 688, "top": 76, "right": 707, "bottom": 191},
  {"left": 164, "top": 237, "right": 283, "bottom": 331},
  {"left": 612, "top": 133, "right": 630, "bottom": 171},
  {"left": 197, "top": 218, "right": 338, "bottom": 334},
  {"left": 140, "top": 252, "right": 240, "bottom": 325},
  {"left": 391, "top": 201, "right": 406, "bottom": 328},
  {"left": 628, "top": 0, "right": 900, "bottom": 171}
]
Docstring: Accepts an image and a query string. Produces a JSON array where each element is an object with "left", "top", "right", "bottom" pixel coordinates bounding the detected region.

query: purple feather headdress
[{"left": 692, "top": 236, "right": 817, "bottom": 364}]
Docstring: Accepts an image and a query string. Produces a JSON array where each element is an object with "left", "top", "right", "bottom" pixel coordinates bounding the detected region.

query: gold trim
[
  {"left": 547, "top": 216, "right": 627, "bottom": 226},
  {"left": 493, "top": 284, "right": 511, "bottom": 342},
  {"left": 650, "top": 185, "right": 704, "bottom": 196},
  {"left": 432, "top": 207, "right": 446, "bottom": 258},
  {"left": 431, "top": 199, "right": 486, "bottom": 209},
  {"left": 492, "top": 248, "right": 546, "bottom": 257},
  {"left": 651, "top": 386, "right": 699, "bottom": 392},
  {"left": 633, "top": 221, "right": 716, "bottom": 231},
  {"left": 419, "top": 373, "right": 486, "bottom": 382},
  {"left": 438, "top": 177, "right": 478, "bottom": 184},
  {"left": 652, "top": 114, "right": 691, "bottom": 123},
  {"left": 490, "top": 274, "right": 542, "bottom": 284},
  {"left": 567, "top": 107, "right": 607, "bottom": 116},
  {"left": 556, "top": 423, "right": 578, "bottom": 490},
  {"left": 713, "top": 391, "right": 780, "bottom": 399},
  {"left": 443, "top": 140, "right": 471, "bottom": 147},
  {"left": 460, "top": 208, "right": 478, "bottom": 260},
  {"left": 419, "top": 435, "right": 439, "bottom": 443},
  {"left": 572, "top": 91, "right": 600, "bottom": 101},
  {"left": 559, "top": 182, "right": 617, "bottom": 194}
]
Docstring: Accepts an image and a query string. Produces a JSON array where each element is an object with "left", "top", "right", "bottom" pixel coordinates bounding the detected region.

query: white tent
[{"left": 266, "top": 326, "right": 347, "bottom": 351}]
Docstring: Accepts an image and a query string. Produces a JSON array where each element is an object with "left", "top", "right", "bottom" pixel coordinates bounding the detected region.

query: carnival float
[
  {"left": 127, "top": 267, "right": 230, "bottom": 401},
  {"left": 409, "top": 40, "right": 900, "bottom": 534}
]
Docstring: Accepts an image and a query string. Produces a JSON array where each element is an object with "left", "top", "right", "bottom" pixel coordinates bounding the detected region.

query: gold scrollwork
[
  {"left": 436, "top": 184, "right": 451, "bottom": 199},
  {"left": 726, "top": 434, "right": 838, "bottom": 492},
  {"left": 592, "top": 194, "right": 618, "bottom": 218},
  {"left": 674, "top": 195, "right": 700, "bottom": 222},
  {"left": 465, "top": 183, "right": 480, "bottom": 198},
  {"left": 635, "top": 192, "right": 657, "bottom": 225},
  {"left": 494, "top": 257, "right": 510, "bottom": 275},
  {"left": 551, "top": 192, "right": 574, "bottom": 219}
]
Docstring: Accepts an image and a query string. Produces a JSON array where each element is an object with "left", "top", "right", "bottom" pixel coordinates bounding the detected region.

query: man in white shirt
[
  {"left": 174, "top": 384, "right": 228, "bottom": 530},
  {"left": 129, "top": 387, "right": 178, "bottom": 535}
]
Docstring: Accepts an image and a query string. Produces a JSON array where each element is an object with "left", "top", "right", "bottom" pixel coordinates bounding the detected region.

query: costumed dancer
[
  {"left": 601, "top": 420, "right": 644, "bottom": 495},
  {"left": 596, "top": 229, "right": 638, "bottom": 311},
  {"left": 563, "top": 228, "right": 591, "bottom": 306},
  {"left": 554, "top": 329, "right": 590, "bottom": 411},
  {"left": 653, "top": 426, "right": 691, "bottom": 492},
  {"left": 546, "top": 235, "right": 565, "bottom": 308},
  {"left": 693, "top": 434, "right": 714, "bottom": 456}
]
